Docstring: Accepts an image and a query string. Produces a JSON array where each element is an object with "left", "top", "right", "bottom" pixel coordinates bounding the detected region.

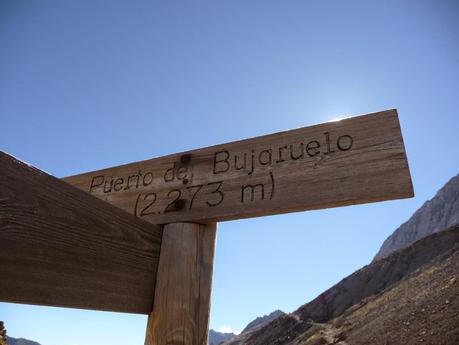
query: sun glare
[{"left": 328, "top": 117, "right": 344, "bottom": 122}]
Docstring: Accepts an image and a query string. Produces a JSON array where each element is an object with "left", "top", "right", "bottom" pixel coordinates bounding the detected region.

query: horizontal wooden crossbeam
[{"left": 0, "top": 151, "right": 162, "bottom": 314}]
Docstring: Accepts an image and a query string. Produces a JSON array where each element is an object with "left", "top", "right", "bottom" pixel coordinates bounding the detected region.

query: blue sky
[{"left": 1, "top": 1, "right": 458, "bottom": 344}]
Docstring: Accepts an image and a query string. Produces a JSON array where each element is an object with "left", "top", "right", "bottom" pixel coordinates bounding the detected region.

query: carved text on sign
[{"left": 64, "top": 110, "right": 413, "bottom": 224}]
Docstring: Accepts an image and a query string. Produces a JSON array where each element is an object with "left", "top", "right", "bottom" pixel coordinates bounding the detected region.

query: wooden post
[{"left": 144, "top": 222, "right": 217, "bottom": 345}]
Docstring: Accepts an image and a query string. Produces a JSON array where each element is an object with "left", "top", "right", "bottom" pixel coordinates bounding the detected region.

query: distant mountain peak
[
  {"left": 209, "top": 309, "right": 285, "bottom": 345},
  {"left": 7, "top": 337, "right": 41, "bottom": 345},
  {"left": 241, "top": 309, "right": 285, "bottom": 333},
  {"left": 374, "top": 173, "right": 459, "bottom": 261},
  {"left": 208, "top": 329, "right": 235, "bottom": 345}
]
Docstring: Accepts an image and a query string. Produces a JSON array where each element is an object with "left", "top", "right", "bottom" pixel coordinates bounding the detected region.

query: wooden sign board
[
  {"left": 0, "top": 151, "right": 162, "bottom": 314},
  {"left": 64, "top": 109, "right": 414, "bottom": 224}
]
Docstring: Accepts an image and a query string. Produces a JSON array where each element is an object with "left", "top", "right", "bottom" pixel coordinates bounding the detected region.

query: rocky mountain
[
  {"left": 374, "top": 174, "right": 459, "bottom": 260},
  {"left": 209, "top": 329, "right": 236, "bottom": 345},
  {"left": 234, "top": 224, "right": 459, "bottom": 345},
  {"left": 218, "top": 310, "right": 286, "bottom": 345},
  {"left": 241, "top": 310, "right": 284, "bottom": 334},
  {"left": 7, "top": 338, "right": 41, "bottom": 345},
  {"left": 209, "top": 310, "right": 285, "bottom": 345}
]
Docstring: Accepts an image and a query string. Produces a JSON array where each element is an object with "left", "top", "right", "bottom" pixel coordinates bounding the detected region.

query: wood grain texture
[
  {"left": 0, "top": 151, "right": 162, "bottom": 314},
  {"left": 64, "top": 109, "right": 414, "bottom": 224},
  {"left": 144, "top": 222, "right": 217, "bottom": 345}
]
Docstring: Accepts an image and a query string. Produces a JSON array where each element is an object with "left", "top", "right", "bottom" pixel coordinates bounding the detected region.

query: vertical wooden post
[{"left": 144, "top": 222, "right": 217, "bottom": 345}]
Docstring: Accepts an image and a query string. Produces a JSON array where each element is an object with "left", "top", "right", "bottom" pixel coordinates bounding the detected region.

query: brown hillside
[{"left": 241, "top": 225, "right": 459, "bottom": 345}]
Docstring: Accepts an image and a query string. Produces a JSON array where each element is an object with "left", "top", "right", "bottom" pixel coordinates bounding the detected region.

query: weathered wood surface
[
  {"left": 144, "top": 222, "right": 217, "bottom": 345},
  {"left": 64, "top": 109, "right": 414, "bottom": 224},
  {"left": 0, "top": 151, "right": 162, "bottom": 314}
]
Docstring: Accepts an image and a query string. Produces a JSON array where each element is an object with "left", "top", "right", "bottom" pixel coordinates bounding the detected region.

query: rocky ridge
[
  {"left": 374, "top": 174, "right": 459, "bottom": 260},
  {"left": 209, "top": 310, "right": 285, "bottom": 345}
]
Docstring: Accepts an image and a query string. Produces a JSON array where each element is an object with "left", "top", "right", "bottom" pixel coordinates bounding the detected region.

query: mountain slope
[
  {"left": 7, "top": 338, "right": 41, "bottom": 345},
  {"left": 239, "top": 225, "right": 459, "bottom": 345},
  {"left": 374, "top": 174, "right": 459, "bottom": 260},
  {"left": 329, "top": 247, "right": 459, "bottom": 345}
]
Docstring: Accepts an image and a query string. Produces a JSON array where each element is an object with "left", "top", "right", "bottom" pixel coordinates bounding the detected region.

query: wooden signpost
[{"left": 0, "top": 109, "right": 413, "bottom": 345}]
